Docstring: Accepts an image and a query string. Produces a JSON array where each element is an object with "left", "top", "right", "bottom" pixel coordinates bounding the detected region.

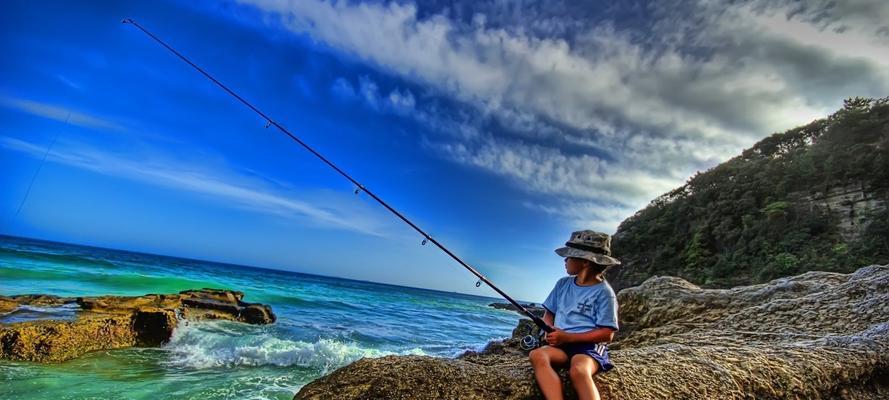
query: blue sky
[{"left": 2, "top": 0, "right": 888, "bottom": 301}]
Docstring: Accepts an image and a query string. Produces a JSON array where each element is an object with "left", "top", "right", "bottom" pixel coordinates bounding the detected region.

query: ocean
[{"left": 0, "top": 235, "right": 522, "bottom": 399}]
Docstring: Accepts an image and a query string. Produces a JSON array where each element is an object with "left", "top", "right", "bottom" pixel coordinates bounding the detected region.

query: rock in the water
[
  {"left": 240, "top": 303, "right": 276, "bottom": 324},
  {"left": 0, "top": 297, "right": 17, "bottom": 313},
  {"left": 178, "top": 288, "right": 275, "bottom": 324},
  {"left": 0, "top": 314, "right": 137, "bottom": 363},
  {"left": 0, "top": 288, "right": 275, "bottom": 362},
  {"left": 295, "top": 265, "right": 889, "bottom": 400},
  {"left": 489, "top": 302, "right": 546, "bottom": 317},
  {"left": 132, "top": 308, "right": 178, "bottom": 346}
]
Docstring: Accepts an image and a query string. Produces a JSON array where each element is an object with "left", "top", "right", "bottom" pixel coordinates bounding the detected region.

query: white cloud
[
  {"left": 0, "top": 95, "right": 124, "bottom": 132},
  {"left": 1, "top": 136, "right": 392, "bottom": 237},
  {"left": 525, "top": 201, "right": 636, "bottom": 235},
  {"left": 331, "top": 77, "right": 357, "bottom": 99},
  {"left": 240, "top": 0, "right": 889, "bottom": 224},
  {"left": 242, "top": 0, "right": 888, "bottom": 138},
  {"left": 750, "top": 0, "right": 889, "bottom": 42},
  {"left": 358, "top": 75, "right": 381, "bottom": 108},
  {"left": 387, "top": 87, "right": 415, "bottom": 111},
  {"left": 431, "top": 136, "right": 678, "bottom": 206},
  {"left": 331, "top": 75, "right": 416, "bottom": 114},
  {"left": 54, "top": 74, "right": 84, "bottom": 91}
]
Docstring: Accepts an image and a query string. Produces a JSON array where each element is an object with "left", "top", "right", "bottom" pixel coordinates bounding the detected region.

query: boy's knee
[
  {"left": 568, "top": 356, "right": 596, "bottom": 379},
  {"left": 568, "top": 364, "right": 587, "bottom": 380},
  {"left": 529, "top": 348, "right": 548, "bottom": 367}
]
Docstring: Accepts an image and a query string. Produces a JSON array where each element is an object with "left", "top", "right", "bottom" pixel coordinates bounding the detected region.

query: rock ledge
[
  {"left": 0, "top": 288, "right": 275, "bottom": 362},
  {"left": 296, "top": 265, "right": 888, "bottom": 400}
]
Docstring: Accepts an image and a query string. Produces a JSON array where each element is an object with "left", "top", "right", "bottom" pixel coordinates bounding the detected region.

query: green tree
[{"left": 609, "top": 97, "right": 889, "bottom": 290}]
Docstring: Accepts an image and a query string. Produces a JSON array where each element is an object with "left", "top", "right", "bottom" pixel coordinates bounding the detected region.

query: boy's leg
[
  {"left": 568, "top": 354, "right": 601, "bottom": 400},
  {"left": 529, "top": 346, "right": 569, "bottom": 400}
]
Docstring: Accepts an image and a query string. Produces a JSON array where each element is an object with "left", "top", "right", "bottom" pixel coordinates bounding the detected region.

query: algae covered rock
[
  {"left": 0, "top": 297, "right": 17, "bottom": 313},
  {"left": 132, "top": 307, "right": 178, "bottom": 346},
  {"left": 294, "top": 265, "right": 889, "bottom": 400},
  {"left": 0, "top": 314, "right": 137, "bottom": 362},
  {"left": 179, "top": 288, "right": 275, "bottom": 324},
  {"left": 0, "top": 288, "right": 275, "bottom": 362}
]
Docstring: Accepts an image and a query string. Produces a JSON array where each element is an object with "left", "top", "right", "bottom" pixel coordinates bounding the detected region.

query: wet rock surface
[
  {"left": 295, "top": 265, "right": 889, "bottom": 400},
  {"left": 0, "top": 297, "right": 20, "bottom": 313},
  {"left": 0, "top": 288, "right": 275, "bottom": 362}
]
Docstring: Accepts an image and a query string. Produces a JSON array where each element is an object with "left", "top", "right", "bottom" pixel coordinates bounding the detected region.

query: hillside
[{"left": 609, "top": 97, "right": 889, "bottom": 291}]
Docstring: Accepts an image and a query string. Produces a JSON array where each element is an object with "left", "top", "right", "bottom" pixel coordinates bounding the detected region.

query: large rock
[
  {"left": 0, "top": 296, "right": 17, "bottom": 313},
  {"left": 295, "top": 265, "right": 889, "bottom": 400},
  {"left": 1, "top": 313, "right": 142, "bottom": 362},
  {"left": 0, "top": 288, "right": 275, "bottom": 362},
  {"left": 489, "top": 302, "right": 546, "bottom": 317}
]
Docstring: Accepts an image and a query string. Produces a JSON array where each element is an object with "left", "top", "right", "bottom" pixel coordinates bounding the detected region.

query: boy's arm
[
  {"left": 560, "top": 327, "right": 615, "bottom": 344},
  {"left": 543, "top": 310, "right": 555, "bottom": 328},
  {"left": 546, "top": 326, "right": 615, "bottom": 346},
  {"left": 546, "top": 327, "right": 615, "bottom": 346}
]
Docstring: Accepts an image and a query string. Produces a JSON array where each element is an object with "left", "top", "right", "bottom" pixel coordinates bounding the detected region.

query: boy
[{"left": 529, "top": 230, "right": 620, "bottom": 400}]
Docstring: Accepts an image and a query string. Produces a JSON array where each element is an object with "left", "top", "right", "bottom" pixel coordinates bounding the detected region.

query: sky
[{"left": 2, "top": 0, "right": 888, "bottom": 301}]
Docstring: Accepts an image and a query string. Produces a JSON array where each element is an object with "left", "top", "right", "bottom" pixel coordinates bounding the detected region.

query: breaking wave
[
  {"left": 163, "top": 320, "right": 425, "bottom": 372},
  {"left": 0, "top": 303, "right": 80, "bottom": 324}
]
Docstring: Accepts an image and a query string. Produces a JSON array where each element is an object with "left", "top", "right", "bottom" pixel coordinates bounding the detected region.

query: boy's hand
[{"left": 545, "top": 329, "right": 570, "bottom": 346}]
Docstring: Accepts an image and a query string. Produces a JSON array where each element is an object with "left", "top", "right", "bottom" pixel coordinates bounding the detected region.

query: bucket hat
[{"left": 554, "top": 230, "right": 621, "bottom": 266}]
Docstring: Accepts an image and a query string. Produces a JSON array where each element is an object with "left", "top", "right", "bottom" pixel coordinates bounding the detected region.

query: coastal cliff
[
  {"left": 294, "top": 264, "right": 888, "bottom": 399},
  {"left": 610, "top": 98, "right": 889, "bottom": 291},
  {"left": 0, "top": 288, "right": 275, "bottom": 362}
]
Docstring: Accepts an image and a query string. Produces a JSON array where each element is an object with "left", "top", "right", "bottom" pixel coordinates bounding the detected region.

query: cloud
[
  {"left": 387, "top": 87, "right": 415, "bottom": 111},
  {"left": 240, "top": 0, "right": 889, "bottom": 225},
  {"left": 331, "top": 77, "right": 357, "bottom": 99},
  {"left": 0, "top": 95, "right": 124, "bottom": 132},
  {"left": 1, "top": 136, "right": 391, "bottom": 237},
  {"left": 751, "top": 0, "right": 889, "bottom": 41},
  {"left": 54, "top": 74, "right": 84, "bottom": 91},
  {"left": 242, "top": 0, "right": 887, "bottom": 138},
  {"left": 431, "top": 135, "right": 677, "bottom": 205},
  {"left": 358, "top": 75, "right": 381, "bottom": 108},
  {"left": 330, "top": 75, "right": 416, "bottom": 114},
  {"left": 412, "top": 102, "right": 483, "bottom": 140},
  {"left": 524, "top": 200, "right": 636, "bottom": 235}
]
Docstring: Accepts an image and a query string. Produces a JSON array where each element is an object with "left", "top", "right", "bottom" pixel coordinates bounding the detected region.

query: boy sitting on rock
[{"left": 529, "top": 230, "right": 620, "bottom": 400}]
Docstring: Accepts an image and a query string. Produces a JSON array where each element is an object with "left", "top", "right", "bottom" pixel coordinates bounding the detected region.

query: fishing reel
[{"left": 520, "top": 325, "right": 547, "bottom": 351}]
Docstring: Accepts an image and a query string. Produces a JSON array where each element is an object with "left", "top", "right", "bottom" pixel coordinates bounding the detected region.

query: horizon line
[{"left": 0, "top": 233, "right": 533, "bottom": 304}]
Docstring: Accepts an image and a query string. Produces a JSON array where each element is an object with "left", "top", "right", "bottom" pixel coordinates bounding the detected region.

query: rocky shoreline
[
  {"left": 0, "top": 288, "right": 275, "bottom": 362},
  {"left": 295, "top": 265, "right": 889, "bottom": 399},
  {"left": 3, "top": 267, "right": 886, "bottom": 399}
]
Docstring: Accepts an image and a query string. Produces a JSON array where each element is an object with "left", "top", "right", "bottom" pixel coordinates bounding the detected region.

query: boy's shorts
[{"left": 559, "top": 342, "right": 614, "bottom": 373}]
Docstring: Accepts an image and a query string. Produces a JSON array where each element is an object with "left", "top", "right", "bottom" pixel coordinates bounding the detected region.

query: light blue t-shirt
[{"left": 542, "top": 276, "right": 619, "bottom": 333}]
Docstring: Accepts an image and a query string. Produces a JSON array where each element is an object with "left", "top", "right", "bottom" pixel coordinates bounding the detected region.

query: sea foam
[
  {"left": 0, "top": 303, "right": 79, "bottom": 324},
  {"left": 163, "top": 320, "right": 424, "bottom": 372}
]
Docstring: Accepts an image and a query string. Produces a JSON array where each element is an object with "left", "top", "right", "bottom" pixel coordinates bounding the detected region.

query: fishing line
[
  {"left": 122, "top": 18, "right": 552, "bottom": 333},
  {"left": 15, "top": 112, "right": 68, "bottom": 217}
]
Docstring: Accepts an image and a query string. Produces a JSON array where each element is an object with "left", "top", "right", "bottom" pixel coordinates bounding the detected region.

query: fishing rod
[
  {"left": 122, "top": 18, "right": 553, "bottom": 335},
  {"left": 15, "top": 113, "right": 68, "bottom": 217}
]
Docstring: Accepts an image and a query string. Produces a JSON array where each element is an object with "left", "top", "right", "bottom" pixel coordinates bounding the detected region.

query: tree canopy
[{"left": 610, "top": 97, "right": 889, "bottom": 290}]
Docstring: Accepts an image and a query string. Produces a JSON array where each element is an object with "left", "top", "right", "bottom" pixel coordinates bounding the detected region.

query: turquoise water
[{"left": 0, "top": 236, "right": 521, "bottom": 399}]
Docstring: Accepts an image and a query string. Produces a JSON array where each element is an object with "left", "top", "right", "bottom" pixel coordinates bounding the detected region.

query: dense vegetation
[{"left": 609, "top": 98, "right": 889, "bottom": 290}]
